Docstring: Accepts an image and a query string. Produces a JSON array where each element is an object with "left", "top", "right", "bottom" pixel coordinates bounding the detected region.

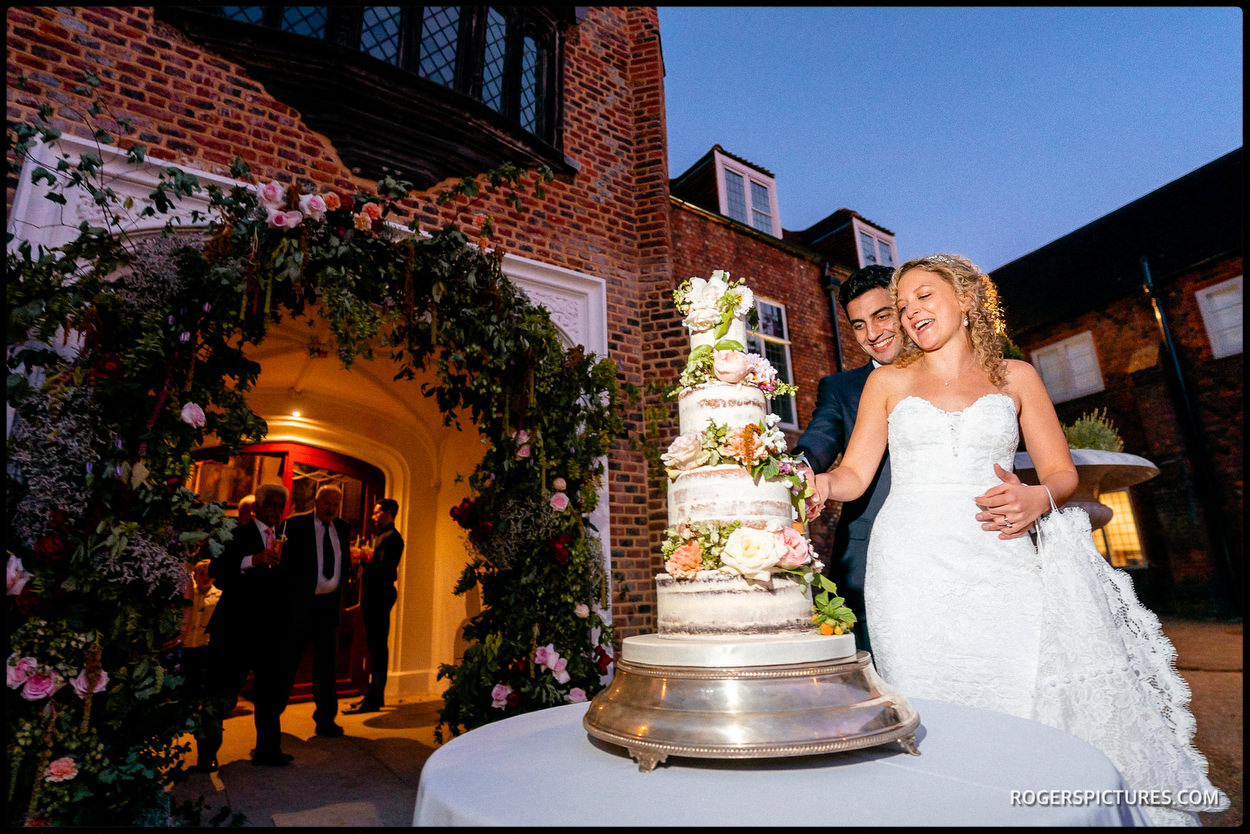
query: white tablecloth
[{"left": 414, "top": 698, "right": 1149, "bottom": 826}]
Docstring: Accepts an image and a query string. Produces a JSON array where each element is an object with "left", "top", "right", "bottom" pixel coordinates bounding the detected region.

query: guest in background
[
  {"left": 278, "top": 484, "right": 350, "bottom": 737},
  {"left": 203, "top": 483, "right": 293, "bottom": 767},
  {"left": 236, "top": 493, "right": 255, "bottom": 527},
  {"left": 346, "top": 498, "right": 405, "bottom": 714},
  {"left": 792, "top": 264, "right": 900, "bottom": 655},
  {"left": 182, "top": 558, "right": 222, "bottom": 771}
]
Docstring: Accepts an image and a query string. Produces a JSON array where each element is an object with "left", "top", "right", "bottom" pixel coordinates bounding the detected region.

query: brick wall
[
  {"left": 1014, "top": 254, "right": 1243, "bottom": 615},
  {"left": 6, "top": 5, "right": 670, "bottom": 637}
]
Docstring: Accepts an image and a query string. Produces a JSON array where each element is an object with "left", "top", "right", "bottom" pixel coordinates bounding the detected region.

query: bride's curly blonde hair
[{"left": 889, "top": 254, "right": 1009, "bottom": 388}]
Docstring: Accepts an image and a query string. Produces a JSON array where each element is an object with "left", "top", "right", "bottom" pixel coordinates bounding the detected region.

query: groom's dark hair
[{"left": 838, "top": 264, "right": 895, "bottom": 313}]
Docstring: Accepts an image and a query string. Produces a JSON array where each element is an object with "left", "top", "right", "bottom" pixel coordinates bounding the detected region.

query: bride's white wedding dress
[{"left": 865, "top": 393, "right": 1229, "bottom": 826}]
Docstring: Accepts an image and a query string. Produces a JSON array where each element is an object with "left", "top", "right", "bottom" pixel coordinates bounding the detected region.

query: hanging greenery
[{"left": 6, "top": 73, "right": 625, "bottom": 824}]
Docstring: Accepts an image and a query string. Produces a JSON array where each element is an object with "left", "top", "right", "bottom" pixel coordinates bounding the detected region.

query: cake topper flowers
[{"left": 674, "top": 270, "right": 756, "bottom": 337}]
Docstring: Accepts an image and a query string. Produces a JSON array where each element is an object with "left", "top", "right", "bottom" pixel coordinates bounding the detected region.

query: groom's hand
[
  {"left": 799, "top": 464, "right": 826, "bottom": 519},
  {"left": 974, "top": 463, "right": 1035, "bottom": 539}
]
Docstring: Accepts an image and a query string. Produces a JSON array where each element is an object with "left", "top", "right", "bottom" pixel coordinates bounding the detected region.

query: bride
[{"left": 808, "top": 254, "right": 1228, "bottom": 826}]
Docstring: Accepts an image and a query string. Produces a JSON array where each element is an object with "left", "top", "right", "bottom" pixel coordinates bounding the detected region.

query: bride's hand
[{"left": 974, "top": 463, "right": 1045, "bottom": 539}]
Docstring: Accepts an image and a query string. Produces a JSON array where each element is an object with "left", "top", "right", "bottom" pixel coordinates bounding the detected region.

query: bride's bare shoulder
[
  {"left": 866, "top": 362, "right": 918, "bottom": 405},
  {"left": 1003, "top": 358, "right": 1044, "bottom": 388}
]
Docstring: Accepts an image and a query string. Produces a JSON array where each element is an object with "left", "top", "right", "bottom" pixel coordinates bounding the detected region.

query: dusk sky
[{"left": 657, "top": 6, "right": 1242, "bottom": 272}]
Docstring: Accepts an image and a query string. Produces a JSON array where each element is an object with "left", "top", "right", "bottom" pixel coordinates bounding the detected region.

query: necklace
[{"left": 925, "top": 356, "right": 973, "bottom": 387}]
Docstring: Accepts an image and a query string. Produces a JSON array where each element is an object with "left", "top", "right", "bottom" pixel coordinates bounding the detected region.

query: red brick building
[
  {"left": 7, "top": 6, "right": 895, "bottom": 697},
  {"left": 991, "top": 148, "right": 1243, "bottom": 618}
]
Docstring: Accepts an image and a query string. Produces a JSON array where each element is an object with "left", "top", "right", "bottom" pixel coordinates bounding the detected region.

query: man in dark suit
[
  {"left": 203, "top": 482, "right": 293, "bottom": 767},
  {"left": 346, "top": 498, "right": 405, "bottom": 714},
  {"left": 277, "top": 484, "right": 351, "bottom": 738},
  {"left": 794, "top": 264, "right": 900, "bottom": 655}
]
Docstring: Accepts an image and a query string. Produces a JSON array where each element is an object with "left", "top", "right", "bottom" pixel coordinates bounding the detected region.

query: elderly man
[
  {"left": 277, "top": 484, "right": 351, "bottom": 738},
  {"left": 205, "top": 482, "right": 292, "bottom": 767}
]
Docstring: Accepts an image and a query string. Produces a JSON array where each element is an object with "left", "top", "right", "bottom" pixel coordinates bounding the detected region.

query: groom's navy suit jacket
[{"left": 793, "top": 363, "right": 890, "bottom": 652}]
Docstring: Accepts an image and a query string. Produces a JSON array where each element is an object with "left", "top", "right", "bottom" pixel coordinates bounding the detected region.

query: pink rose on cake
[
  {"left": 776, "top": 527, "right": 815, "bottom": 569},
  {"left": 665, "top": 540, "right": 703, "bottom": 579},
  {"left": 720, "top": 527, "right": 780, "bottom": 582},
  {"left": 662, "top": 432, "right": 705, "bottom": 474},
  {"left": 712, "top": 350, "right": 751, "bottom": 384}
]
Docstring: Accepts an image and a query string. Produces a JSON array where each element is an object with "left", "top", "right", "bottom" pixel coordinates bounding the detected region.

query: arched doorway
[{"left": 190, "top": 443, "right": 386, "bottom": 701}]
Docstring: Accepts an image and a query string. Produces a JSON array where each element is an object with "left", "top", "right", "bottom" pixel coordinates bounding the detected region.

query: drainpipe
[
  {"left": 1140, "top": 256, "right": 1241, "bottom": 616},
  {"left": 823, "top": 263, "right": 845, "bottom": 373}
]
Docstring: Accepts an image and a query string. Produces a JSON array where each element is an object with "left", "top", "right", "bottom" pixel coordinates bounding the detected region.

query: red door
[{"left": 191, "top": 443, "right": 386, "bottom": 701}]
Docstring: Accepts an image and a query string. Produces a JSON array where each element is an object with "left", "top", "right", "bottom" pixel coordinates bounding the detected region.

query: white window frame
[
  {"left": 1195, "top": 275, "right": 1242, "bottom": 359},
  {"left": 746, "top": 297, "right": 798, "bottom": 430},
  {"left": 851, "top": 216, "right": 896, "bottom": 268},
  {"left": 714, "top": 152, "right": 781, "bottom": 238},
  {"left": 1030, "top": 331, "right": 1105, "bottom": 403}
]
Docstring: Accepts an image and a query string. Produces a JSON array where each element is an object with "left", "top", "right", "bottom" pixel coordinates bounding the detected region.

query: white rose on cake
[
  {"left": 684, "top": 306, "right": 723, "bottom": 332},
  {"left": 662, "top": 432, "right": 706, "bottom": 474},
  {"left": 720, "top": 526, "right": 781, "bottom": 582}
]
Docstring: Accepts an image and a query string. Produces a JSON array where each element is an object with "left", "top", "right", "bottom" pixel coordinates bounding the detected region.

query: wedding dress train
[{"left": 864, "top": 394, "right": 1229, "bottom": 826}]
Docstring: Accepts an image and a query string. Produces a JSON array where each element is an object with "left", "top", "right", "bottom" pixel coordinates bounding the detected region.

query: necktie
[
  {"left": 264, "top": 527, "right": 273, "bottom": 549},
  {"left": 321, "top": 522, "right": 334, "bottom": 579}
]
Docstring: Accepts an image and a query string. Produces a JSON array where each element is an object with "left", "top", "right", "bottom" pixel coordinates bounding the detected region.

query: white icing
[
  {"left": 667, "top": 466, "right": 794, "bottom": 528},
  {"left": 677, "top": 382, "right": 767, "bottom": 435},
  {"left": 655, "top": 570, "right": 812, "bottom": 637}
]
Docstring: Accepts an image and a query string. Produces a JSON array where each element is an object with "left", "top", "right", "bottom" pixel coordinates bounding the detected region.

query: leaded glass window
[
  {"left": 360, "top": 6, "right": 402, "bottom": 66},
  {"left": 747, "top": 299, "right": 798, "bottom": 428},
  {"left": 280, "top": 6, "right": 327, "bottom": 38},
  {"left": 724, "top": 170, "right": 748, "bottom": 225},
  {"left": 213, "top": 5, "right": 558, "bottom": 144},
  {"left": 419, "top": 6, "right": 460, "bottom": 89}
]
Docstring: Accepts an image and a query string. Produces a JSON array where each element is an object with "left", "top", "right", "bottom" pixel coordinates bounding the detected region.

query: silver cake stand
[{"left": 583, "top": 650, "right": 921, "bottom": 772}]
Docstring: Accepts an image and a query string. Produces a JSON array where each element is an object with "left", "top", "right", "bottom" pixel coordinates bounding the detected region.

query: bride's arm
[
  {"left": 974, "top": 360, "right": 1078, "bottom": 534},
  {"left": 810, "top": 371, "right": 890, "bottom": 509}
]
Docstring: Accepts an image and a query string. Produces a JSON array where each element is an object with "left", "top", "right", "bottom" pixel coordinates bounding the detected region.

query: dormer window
[
  {"left": 853, "top": 217, "right": 895, "bottom": 267},
  {"left": 715, "top": 152, "right": 780, "bottom": 238}
]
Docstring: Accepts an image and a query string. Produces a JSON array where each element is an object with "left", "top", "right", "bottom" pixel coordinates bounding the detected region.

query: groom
[{"left": 794, "top": 264, "right": 900, "bottom": 655}]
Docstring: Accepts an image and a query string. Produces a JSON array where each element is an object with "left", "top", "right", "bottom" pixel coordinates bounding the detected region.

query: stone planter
[{"left": 1013, "top": 449, "right": 1159, "bottom": 531}]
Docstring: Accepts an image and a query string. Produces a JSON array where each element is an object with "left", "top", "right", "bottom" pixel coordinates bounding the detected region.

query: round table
[{"left": 413, "top": 699, "right": 1149, "bottom": 826}]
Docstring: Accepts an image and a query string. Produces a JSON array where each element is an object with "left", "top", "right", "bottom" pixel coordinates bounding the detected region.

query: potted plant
[{"left": 1014, "top": 409, "right": 1158, "bottom": 530}]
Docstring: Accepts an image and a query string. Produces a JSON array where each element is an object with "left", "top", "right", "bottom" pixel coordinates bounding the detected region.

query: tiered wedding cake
[{"left": 621, "top": 271, "right": 858, "bottom": 668}]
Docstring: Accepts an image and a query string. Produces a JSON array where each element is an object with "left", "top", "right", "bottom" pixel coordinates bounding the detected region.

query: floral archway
[{"left": 6, "top": 79, "right": 626, "bottom": 825}]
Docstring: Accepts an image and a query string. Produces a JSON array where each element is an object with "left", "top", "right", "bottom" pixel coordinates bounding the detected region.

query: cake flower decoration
[{"left": 719, "top": 526, "right": 782, "bottom": 583}]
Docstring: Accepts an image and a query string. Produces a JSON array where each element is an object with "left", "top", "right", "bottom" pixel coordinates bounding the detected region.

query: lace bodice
[{"left": 886, "top": 393, "right": 1018, "bottom": 491}]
